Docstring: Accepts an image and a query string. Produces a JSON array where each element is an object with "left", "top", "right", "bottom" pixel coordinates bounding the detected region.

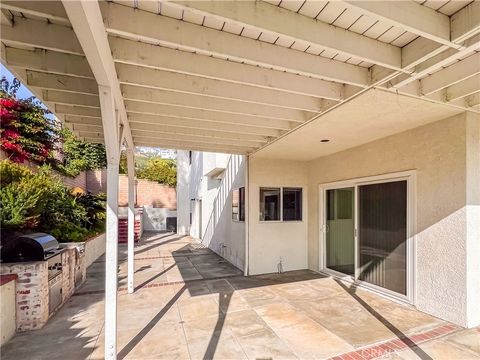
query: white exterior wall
[
  {"left": 247, "top": 157, "right": 308, "bottom": 275},
  {"left": 177, "top": 150, "right": 191, "bottom": 235},
  {"left": 246, "top": 112, "right": 480, "bottom": 327},
  {"left": 141, "top": 207, "right": 177, "bottom": 231},
  {"left": 465, "top": 112, "right": 480, "bottom": 328},
  {"left": 177, "top": 151, "right": 246, "bottom": 270},
  {"left": 305, "top": 112, "right": 480, "bottom": 327},
  {"left": 177, "top": 113, "right": 480, "bottom": 327}
]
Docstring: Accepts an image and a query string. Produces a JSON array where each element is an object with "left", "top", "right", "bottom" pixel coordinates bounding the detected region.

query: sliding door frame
[{"left": 319, "top": 170, "right": 416, "bottom": 304}]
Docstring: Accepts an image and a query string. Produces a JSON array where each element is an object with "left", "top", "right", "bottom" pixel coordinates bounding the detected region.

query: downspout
[{"left": 244, "top": 154, "right": 250, "bottom": 276}]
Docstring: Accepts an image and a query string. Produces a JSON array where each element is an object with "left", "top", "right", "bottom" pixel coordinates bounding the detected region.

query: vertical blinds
[{"left": 358, "top": 181, "right": 407, "bottom": 295}]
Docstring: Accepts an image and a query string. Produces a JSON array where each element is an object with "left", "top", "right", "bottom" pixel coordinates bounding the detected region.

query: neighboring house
[{"left": 177, "top": 151, "right": 246, "bottom": 270}]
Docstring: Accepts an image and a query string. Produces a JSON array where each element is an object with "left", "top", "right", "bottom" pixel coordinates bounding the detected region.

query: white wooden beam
[
  {"left": 343, "top": 1, "right": 453, "bottom": 48},
  {"left": 64, "top": 115, "right": 102, "bottom": 126},
  {"left": 128, "top": 113, "right": 282, "bottom": 138},
  {"left": 1, "top": 9, "right": 13, "bottom": 27},
  {"left": 121, "top": 85, "right": 311, "bottom": 121},
  {"left": 401, "top": 38, "right": 447, "bottom": 70},
  {"left": 26, "top": 70, "right": 98, "bottom": 95},
  {"left": 465, "top": 93, "right": 480, "bottom": 108},
  {"left": 43, "top": 90, "right": 100, "bottom": 108},
  {"left": 126, "top": 148, "right": 135, "bottom": 294},
  {"left": 55, "top": 104, "right": 101, "bottom": 118},
  {"left": 451, "top": 1, "right": 480, "bottom": 43},
  {"left": 131, "top": 129, "right": 266, "bottom": 145},
  {"left": 129, "top": 123, "right": 268, "bottom": 143},
  {"left": 133, "top": 138, "right": 252, "bottom": 154},
  {"left": 71, "top": 123, "right": 103, "bottom": 132},
  {"left": 109, "top": 36, "right": 348, "bottom": 100},
  {"left": 124, "top": 100, "right": 297, "bottom": 130},
  {"left": 62, "top": 0, "right": 134, "bottom": 150},
  {"left": 116, "top": 63, "right": 325, "bottom": 112},
  {"left": 84, "top": 137, "right": 104, "bottom": 144},
  {"left": 1, "top": 1, "right": 70, "bottom": 25},
  {"left": 391, "top": 34, "right": 480, "bottom": 89},
  {"left": 445, "top": 74, "right": 480, "bottom": 102},
  {"left": 77, "top": 130, "right": 104, "bottom": 138},
  {"left": 420, "top": 54, "right": 480, "bottom": 95},
  {"left": 100, "top": 2, "right": 369, "bottom": 87},
  {"left": 170, "top": 1, "right": 401, "bottom": 70},
  {"left": 133, "top": 134, "right": 257, "bottom": 149},
  {"left": 1, "top": 17, "right": 83, "bottom": 55},
  {"left": 5, "top": 47, "right": 93, "bottom": 78},
  {"left": 97, "top": 86, "right": 119, "bottom": 360},
  {"left": 0, "top": 49, "right": 55, "bottom": 111}
]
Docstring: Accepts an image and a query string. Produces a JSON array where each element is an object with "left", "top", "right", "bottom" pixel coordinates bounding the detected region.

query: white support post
[
  {"left": 98, "top": 85, "right": 120, "bottom": 360},
  {"left": 127, "top": 148, "right": 135, "bottom": 294},
  {"left": 244, "top": 155, "right": 249, "bottom": 276}
]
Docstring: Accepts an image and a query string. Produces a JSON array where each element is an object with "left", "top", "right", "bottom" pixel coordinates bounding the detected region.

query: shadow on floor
[
  {"left": 335, "top": 279, "right": 433, "bottom": 360},
  {"left": 116, "top": 241, "right": 324, "bottom": 359},
  {"left": 118, "top": 286, "right": 188, "bottom": 359}
]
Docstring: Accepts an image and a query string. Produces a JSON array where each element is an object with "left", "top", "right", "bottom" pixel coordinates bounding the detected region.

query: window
[
  {"left": 259, "top": 187, "right": 303, "bottom": 222},
  {"left": 259, "top": 188, "right": 281, "bottom": 221},
  {"left": 283, "top": 188, "right": 302, "bottom": 221},
  {"left": 232, "top": 187, "right": 245, "bottom": 222}
]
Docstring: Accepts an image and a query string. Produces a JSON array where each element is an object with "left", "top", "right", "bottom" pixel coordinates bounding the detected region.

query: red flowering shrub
[{"left": 0, "top": 78, "right": 60, "bottom": 165}]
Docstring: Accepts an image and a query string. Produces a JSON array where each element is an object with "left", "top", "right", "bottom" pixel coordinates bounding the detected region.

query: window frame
[
  {"left": 232, "top": 187, "right": 245, "bottom": 222},
  {"left": 259, "top": 187, "right": 282, "bottom": 222},
  {"left": 282, "top": 187, "right": 303, "bottom": 222},
  {"left": 259, "top": 186, "right": 303, "bottom": 223}
]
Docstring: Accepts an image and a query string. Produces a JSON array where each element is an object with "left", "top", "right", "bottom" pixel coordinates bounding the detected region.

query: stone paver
[{"left": 1, "top": 232, "right": 479, "bottom": 360}]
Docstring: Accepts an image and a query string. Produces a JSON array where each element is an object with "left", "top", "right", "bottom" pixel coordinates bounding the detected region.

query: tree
[
  {"left": 56, "top": 127, "right": 107, "bottom": 177},
  {"left": 119, "top": 152, "right": 177, "bottom": 186},
  {"left": 137, "top": 157, "right": 177, "bottom": 186}
]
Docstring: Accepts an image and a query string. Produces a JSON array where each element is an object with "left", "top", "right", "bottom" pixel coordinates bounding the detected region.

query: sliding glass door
[
  {"left": 323, "top": 178, "right": 409, "bottom": 298},
  {"left": 326, "top": 188, "right": 355, "bottom": 276},
  {"left": 358, "top": 181, "right": 407, "bottom": 295}
]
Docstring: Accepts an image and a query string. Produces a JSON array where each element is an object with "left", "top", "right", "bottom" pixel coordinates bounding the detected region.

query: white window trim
[
  {"left": 232, "top": 187, "right": 245, "bottom": 223},
  {"left": 318, "top": 170, "right": 417, "bottom": 305},
  {"left": 258, "top": 186, "right": 304, "bottom": 223}
]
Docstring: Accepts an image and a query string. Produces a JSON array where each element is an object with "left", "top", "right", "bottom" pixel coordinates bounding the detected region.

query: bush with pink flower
[{"left": 0, "top": 78, "right": 59, "bottom": 164}]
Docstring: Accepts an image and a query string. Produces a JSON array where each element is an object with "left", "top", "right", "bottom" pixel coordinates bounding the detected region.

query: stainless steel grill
[{"left": 1, "top": 233, "right": 66, "bottom": 314}]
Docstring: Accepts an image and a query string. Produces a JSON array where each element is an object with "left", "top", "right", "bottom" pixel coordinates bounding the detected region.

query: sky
[{"left": 1, "top": 64, "right": 36, "bottom": 100}]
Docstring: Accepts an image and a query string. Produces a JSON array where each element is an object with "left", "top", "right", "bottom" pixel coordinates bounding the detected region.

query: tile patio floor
[{"left": 2, "top": 232, "right": 479, "bottom": 360}]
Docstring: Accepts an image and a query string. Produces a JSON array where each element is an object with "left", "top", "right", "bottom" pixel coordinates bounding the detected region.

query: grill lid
[{"left": 1, "top": 233, "right": 59, "bottom": 262}]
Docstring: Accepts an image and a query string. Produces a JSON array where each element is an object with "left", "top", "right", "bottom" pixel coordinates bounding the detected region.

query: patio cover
[{"left": 1, "top": 1, "right": 479, "bottom": 359}]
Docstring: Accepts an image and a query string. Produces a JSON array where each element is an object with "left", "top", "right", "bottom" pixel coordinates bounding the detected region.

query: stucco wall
[
  {"left": 0, "top": 277, "right": 16, "bottom": 346},
  {"left": 84, "top": 233, "right": 106, "bottom": 269},
  {"left": 203, "top": 154, "right": 246, "bottom": 270},
  {"left": 177, "top": 151, "right": 246, "bottom": 270},
  {"left": 248, "top": 157, "right": 308, "bottom": 275},
  {"left": 465, "top": 112, "right": 480, "bottom": 327},
  {"left": 306, "top": 112, "right": 477, "bottom": 327}
]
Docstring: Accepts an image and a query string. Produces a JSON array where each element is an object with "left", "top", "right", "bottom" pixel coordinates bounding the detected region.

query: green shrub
[
  {"left": 75, "top": 192, "right": 106, "bottom": 232},
  {"left": 50, "top": 222, "right": 88, "bottom": 243},
  {"left": 0, "top": 160, "right": 106, "bottom": 242},
  {"left": 0, "top": 161, "right": 52, "bottom": 228},
  {"left": 56, "top": 128, "right": 107, "bottom": 177}
]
